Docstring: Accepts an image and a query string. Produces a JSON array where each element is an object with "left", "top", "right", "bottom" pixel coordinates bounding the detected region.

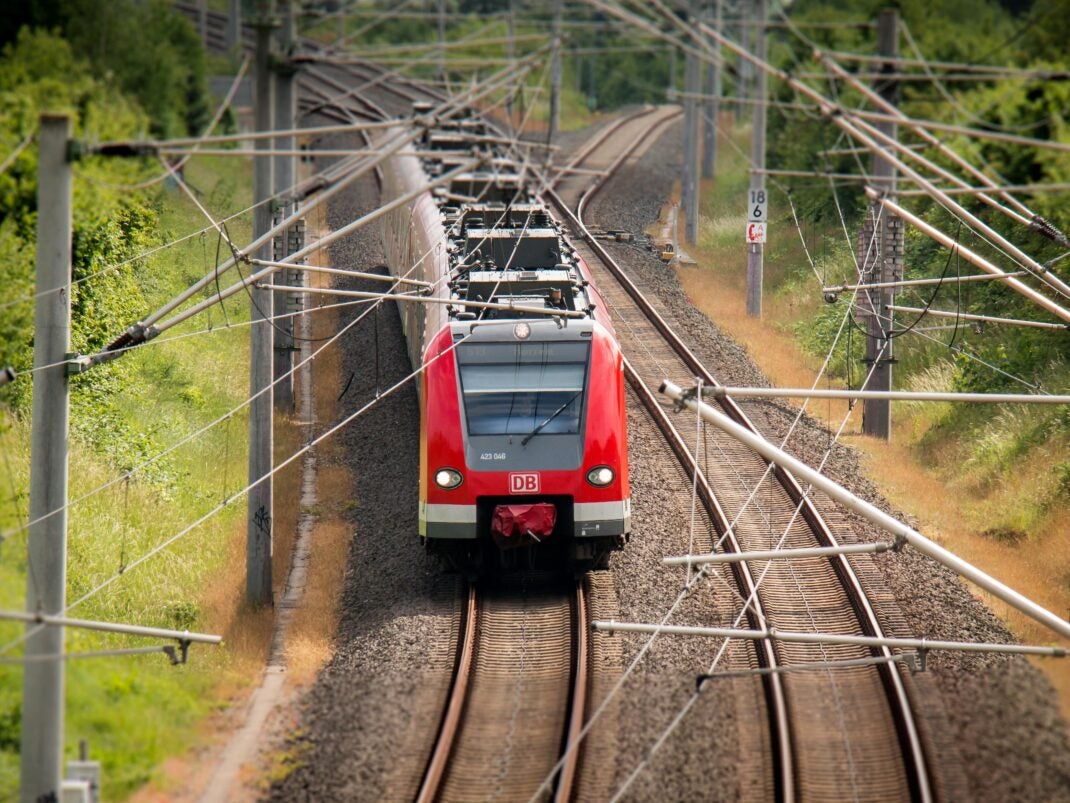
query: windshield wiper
[{"left": 521, "top": 390, "right": 582, "bottom": 446}]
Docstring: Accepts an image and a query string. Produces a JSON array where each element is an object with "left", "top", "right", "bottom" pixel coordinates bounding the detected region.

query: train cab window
[{"left": 456, "top": 342, "right": 590, "bottom": 437}]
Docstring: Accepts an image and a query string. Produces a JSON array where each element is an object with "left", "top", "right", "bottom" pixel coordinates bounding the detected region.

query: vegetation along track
[
  {"left": 417, "top": 578, "right": 590, "bottom": 803},
  {"left": 545, "top": 106, "right": 933, "bottom": 801}
]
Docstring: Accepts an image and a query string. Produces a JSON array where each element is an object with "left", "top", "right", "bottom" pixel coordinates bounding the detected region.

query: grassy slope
[
  {"left": 0, "top": 154, "right": 271, "bottom": 799},
  {"left": 676, "top": 116, "right": 1070, "bottom": 718}
]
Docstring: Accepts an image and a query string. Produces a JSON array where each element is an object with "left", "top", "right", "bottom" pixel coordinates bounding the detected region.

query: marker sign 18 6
[{"left": 748, "top": 188, "right": 767, "bottom": 223}]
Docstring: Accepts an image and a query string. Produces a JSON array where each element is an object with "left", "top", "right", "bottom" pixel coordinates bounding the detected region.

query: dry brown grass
[
  {"left": 279, "top": 203, "right": 354, "bottom": 684},
  {"left": 849, "top": 434, "right": 1070, "bottom": 718}
]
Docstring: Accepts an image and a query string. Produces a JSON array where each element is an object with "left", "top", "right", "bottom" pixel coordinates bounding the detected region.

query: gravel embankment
[{"left": 587, "top": 118, "right": 1070, "bottom": 802}]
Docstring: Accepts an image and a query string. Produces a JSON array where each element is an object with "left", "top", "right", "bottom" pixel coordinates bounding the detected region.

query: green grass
[{"left": 0, "top": 153, "right": 259, "bottom": 799}]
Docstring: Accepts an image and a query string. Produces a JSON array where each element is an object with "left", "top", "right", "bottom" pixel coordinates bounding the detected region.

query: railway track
[
  {"left": 174, "top": 9, "right": 932, "bottom": 796},
  {"left": 544, "top": 107, "right": 933, "bottom": 801},
  {"left": 417, "top": 578, "right": 591, "bottom": 803}
]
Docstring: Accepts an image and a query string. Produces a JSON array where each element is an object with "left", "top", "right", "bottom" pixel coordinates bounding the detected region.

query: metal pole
[
  {"left": 228, "top": 0, "right": 242, "bottom": 51},
  {"left": 549, "top": 0, "right": 562, "bottom": 146},
  {"left": 198, "top": 0, "right": 208, "bottom": 43},
  {"left": 705, "top": 386, "right": 1070, "bottom": 404},
  {"left": 20, "top": 112, "right": 73, "bottom": 803},
  {"left": 885, "top": 305, "right": 1070, "bottom": 332},
  {"left": 248, "top": 7, "right": 275, "bottom": 607},
  {"left": 660, "top": 380, "right": 1070, "bottom": 642},
  {"left": 745, "top": 0, "right": 765, "bottom": 317},
  {"left": 2, "top": 610, "right": 222, "bottom": 644},
  {"left": 593, "top": 620, "right": 1067, "bottom": 657},
  {"left": 273, "top": 0, "right": 297, "bottom": 413},
  {"left": 683, "top": 2, "right": 699, "bottom": 244},
  {"left": 701, "top": 0, "right": 720, "bottom": 179},
  {"left": 862, "top": 7, "right": 898, "bottom": 440}
]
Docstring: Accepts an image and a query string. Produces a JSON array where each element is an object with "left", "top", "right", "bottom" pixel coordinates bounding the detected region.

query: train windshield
[{"left": 456, "top": 341, "right": 590, "bottom": 437}]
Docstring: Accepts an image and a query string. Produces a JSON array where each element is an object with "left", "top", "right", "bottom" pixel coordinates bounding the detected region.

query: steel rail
[
  {"left": 554, "top": 581, "right": 590, "bottom": 803},
  {"left": 416, "top": 584, "right": 478, "bottom": 803},
  {"left": 541, "top": 108, "right": 795, "bottom": 802},
  {"left": 551, "top": 105, "right": 931, "bottom": 802}
]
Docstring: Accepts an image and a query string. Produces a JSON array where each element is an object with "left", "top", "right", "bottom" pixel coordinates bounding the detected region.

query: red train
[{"left": 380, "top": 119, "right": 630, "bottom": 572}]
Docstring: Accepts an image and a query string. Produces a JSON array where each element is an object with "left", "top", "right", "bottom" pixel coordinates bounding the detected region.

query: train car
[{"left": 379, "top": 122, "right": 630, "bottom": 573}]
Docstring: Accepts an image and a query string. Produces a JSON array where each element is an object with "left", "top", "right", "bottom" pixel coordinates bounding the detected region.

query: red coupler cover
[{"left": 491, "top": 503, "right": 557, "bottom": 539}]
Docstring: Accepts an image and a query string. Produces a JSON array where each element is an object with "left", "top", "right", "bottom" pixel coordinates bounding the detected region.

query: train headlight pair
[
  {"left": 434, "top": 468, "right": 464, "bottom": 489},
  {"left": 586, "top": 466, "right": 615, "bottom": 487}
]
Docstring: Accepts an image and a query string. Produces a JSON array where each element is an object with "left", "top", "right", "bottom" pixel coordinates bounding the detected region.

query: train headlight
[
  {"left": 586, "top": 466, "right": 615, "bottom": 487},
  {"left": 434, "top": 468, "right": 464, "bottom": 489}
]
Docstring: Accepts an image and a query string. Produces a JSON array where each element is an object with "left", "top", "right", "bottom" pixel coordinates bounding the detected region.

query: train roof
[{"left": 417, "top": 120, "right": 595, "bottom": 325}]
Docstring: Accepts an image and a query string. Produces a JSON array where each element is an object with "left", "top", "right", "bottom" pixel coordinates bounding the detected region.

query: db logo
[{"left": 509, "top": 472, "right": 540, "bottom": 493}]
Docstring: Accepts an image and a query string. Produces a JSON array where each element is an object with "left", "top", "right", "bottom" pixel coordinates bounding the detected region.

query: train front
[{"left": 418, "top": 208, "right": 630, "bottom": 572}]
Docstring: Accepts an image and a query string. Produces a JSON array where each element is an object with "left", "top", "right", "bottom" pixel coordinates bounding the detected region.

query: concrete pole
[
  {"left": 746, "top": 0, "right": 766, "bottom": 318},
  {"left": 684, "top": 2, "right": 700, "bottom": 245},
  {"left": 273, "top": 0, "right": 297, "bottom": 413},
  {"left": 738, "top": 0, "right": 751, "bottom": 116},
  {"left": 20, "top": 113, "right": 72, "bottom": 803},
  {"left": 248, "top": 7, "right": 275, "bottom": 606},
  {"left": 701, "top": 0, "right": 721, "bottom": 179},
  {"left": 862, "top": 8, "right": 899, "bottom": 440},
  {"left": 198, "top": 0, "right": 208, "bottom": 43},
  {"left": 437, "top": 0, "right": 447, "bottom": 82},
  {"left": 669, "top": 43, "right": 677, "bottom": 95},
  {"left": 228, "top": 0, "right": 242, "bottom": 51},
  {"left": 681, "top": 45, "right": 695, "bottom": 239},
  {"left": 549, "top": 0, "right": 562, "bottom": 145},
  {"left": 506, "top": 0, "right": 515, "bottom": 122}
]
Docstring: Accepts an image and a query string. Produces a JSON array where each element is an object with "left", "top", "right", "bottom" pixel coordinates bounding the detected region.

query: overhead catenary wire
[
  {"left": 677, "top": 12, "right": 1070, "bottom": 306},
  {"left": 130, "top": 117, "right": 407, "bottom": 149},
  {"left": 320, "top": 32, "right": 550, "bottom": 59},
  {"left": 302, "top": 19, "right": 519, "bottom": 117},
  {"left": 1, "top": 71, "right": 555, "bottom": 548},
  {"left": 814, "top": 53, "right": 1066, "bottom": 234},
  {"left": 806, "top": 16, "right": 1060, "bottom": 253},
  {"left": 819, "top": 49, "right": 1070, "bottom": 78},
  {"left": 0, "top": 327, "right": 484, "bottom": 658},
  {"left": 866, "top": 188, "right": 1070, "bottom": 324},
  {"left": 88, "top": 55, "right": 251, "bottom": 192},
  {"left": 899, "top": 16, "right": 1051, "bottom": 136},
  {"left": 0, "top": 145, "right": 372, "bottom": 316},
  {"left": 0, "top": 132, "right": 34, "bottom": 178},
  {"left": 535, "top": 6, "right": 1061, "bottom": 796},
  {"left": 884, "top": 305, "right": 1068, "bottom": 332},
  {"left": 107, "top": 51, "right": 548, "bottom": 351},
  {"left": 762, "top": 4, "right": 1070, "bottom": 254},
  {"left": 86, "top": 53, "right": 542, "bottom": 348},
  {"left": 135, "top": 157, "right": 482, "bottom": 343}
]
